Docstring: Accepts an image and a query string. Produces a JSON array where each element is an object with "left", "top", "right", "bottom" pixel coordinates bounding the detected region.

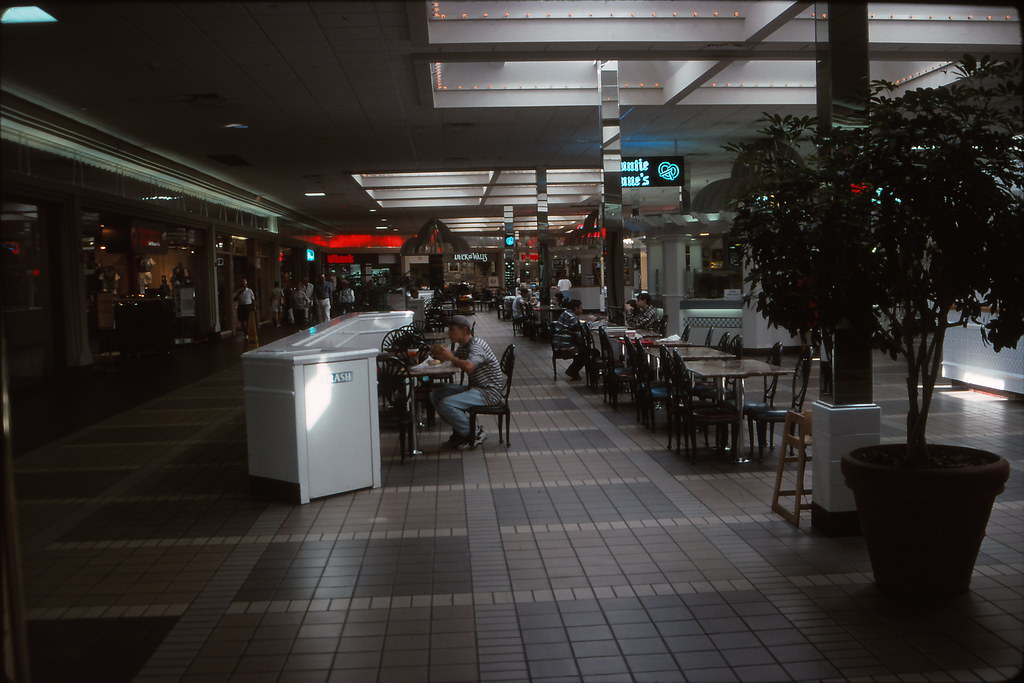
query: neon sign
[{"left": 620, "top": 156, "right": 686, "bottom": 188}]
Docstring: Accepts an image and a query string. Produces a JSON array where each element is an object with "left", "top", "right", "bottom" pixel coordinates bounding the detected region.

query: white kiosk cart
[{"left": 242, "top": 311, "right": 413, "bottom": 503}]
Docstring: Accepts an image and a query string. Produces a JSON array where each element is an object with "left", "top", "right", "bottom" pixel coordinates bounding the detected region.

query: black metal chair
[
  {"left": 424, "top": 302, "right": 447, "bottom": 332},
  {"left": 681, "top": 322, "right": 692, "bottom": 342},
  {"left": 380, "top": 325, "right": 421, "bottom": 355},
  {"left": 628, "top": 339, "right": 670, "bottom": 430},
  {"left": 703, "top": 326, "right": 715, "bottom": 347},
  {"left": 747, "top": 348, "right": 813, "bottom": 461},
  {"left": 728, "top": 335, "right": 744, "bottom": 359},
  {"left": 668, "top": 355, "right": 742, "bottom": 459},
  {"left": 743, "top": 342, "right": 783, "bottom": 453},
  {"left": 550, "top": 318, "right": 579, "bottom": 381},
  {"left": 376, "top": 355, "right": 413, "bottom": 460},
  {"left": 578, "top": 324, "right": 605, "bottom": 390},
  {"left": 512, "top": 301, "right": 533, "bottom": 337},
  {"left": 409, "top": 319, "right": 431, "bottom": 336},
  {"left": 692, "top": 332, "right": 733, "bottom": 402},
  {"left": 598, "top": 326, "right": 634, "bottom": 408},
  {"left": 468, "top": 344, "right": 516, "bottom": 446}
]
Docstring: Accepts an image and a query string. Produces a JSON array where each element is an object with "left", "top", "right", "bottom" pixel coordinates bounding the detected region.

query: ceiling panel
[{"left": 1, "top": 1, "right": 1019, "bottom": 237}]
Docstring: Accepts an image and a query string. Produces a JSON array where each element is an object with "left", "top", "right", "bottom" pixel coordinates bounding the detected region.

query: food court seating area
[{"left": 10, "top": 310, "right": 1023, "bottom": 682}]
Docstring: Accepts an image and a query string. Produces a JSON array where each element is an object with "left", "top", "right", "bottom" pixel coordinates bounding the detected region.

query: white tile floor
[{"left": 14, "top": 311, "right": 1024, "bottom": 682}]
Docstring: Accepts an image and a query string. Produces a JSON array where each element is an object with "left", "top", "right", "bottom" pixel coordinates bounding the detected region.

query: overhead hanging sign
[
  {"left": 453, "top": 253, "right": 489, "bottom": 262},
  {"left": 620, "top": 156, "right": 686, "bottom": 188}
]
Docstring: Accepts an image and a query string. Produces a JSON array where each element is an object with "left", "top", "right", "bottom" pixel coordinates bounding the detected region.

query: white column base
[{"left": 811, "top": 401, "right": 880, "bottom": 535}]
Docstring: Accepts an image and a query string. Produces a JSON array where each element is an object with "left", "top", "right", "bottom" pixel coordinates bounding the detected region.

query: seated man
[
  {"left": 625, "top": 292, "right": 659, "bottom": 330},
  {"left": 430, "top": 315, "right": 505, "bottom": 450},
  {"left": 511, "top": 286, "right": 536, "bottom": 336},
  {"left": 552, "top": 299, "right": 593, "bottom": 380}
]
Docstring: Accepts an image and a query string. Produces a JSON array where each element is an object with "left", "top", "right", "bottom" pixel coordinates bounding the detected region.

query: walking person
[
  {"left": 270, "top": 281, "right": 284, "bottom": 327},
  {"left": 557, "top": 275, "right": 573, "bottom": 303},
  {"left": 291, "top": 284, "right": 311, "bottom": 329},
  {"left": 233, "top": 277, "right": 255, "bottom": 338},
  {"left": 337, "top": 279, "right": 355, "bottom": 315},
  {"left": 301, "top": 278, "right": 315, "bottom": 322},
  {"left": 314, "top": 273, "right": 332, "bottom": 322}
]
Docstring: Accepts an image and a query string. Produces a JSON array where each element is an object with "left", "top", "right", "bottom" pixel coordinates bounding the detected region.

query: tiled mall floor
[{"left": 11, "top": 312, "right": 1024, "bottom": 682}]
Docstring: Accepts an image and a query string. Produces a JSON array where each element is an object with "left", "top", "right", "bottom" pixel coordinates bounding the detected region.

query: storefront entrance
[{"left": 1, "top": 199, "right": 59, "bottom": 379}]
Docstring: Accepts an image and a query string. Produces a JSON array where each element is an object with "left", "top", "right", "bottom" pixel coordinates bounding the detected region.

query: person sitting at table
[
  {"left": 553, "top": 299, "right": 594, "bottom": 381},
  {"left": 626, "top": 292, "right": 659, "bottom": 330},
  {"left": 511, "top": 287, "right": 529, "bottom": 318},
  {"left": 430, "top": 315, "right": 505, "bottom": 450},
  {"left": 512, "top": 286, "right": 536, "bottom": 335}
]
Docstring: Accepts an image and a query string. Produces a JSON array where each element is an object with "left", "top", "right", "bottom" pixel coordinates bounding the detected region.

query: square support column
[{"left": 810, "top": 401, "right": 879, "bottom": 536}]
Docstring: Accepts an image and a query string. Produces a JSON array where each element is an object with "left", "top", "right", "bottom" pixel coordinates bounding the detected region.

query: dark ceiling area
[{"left": 2, "top": 2, "right": 1020, "bottom": 236}]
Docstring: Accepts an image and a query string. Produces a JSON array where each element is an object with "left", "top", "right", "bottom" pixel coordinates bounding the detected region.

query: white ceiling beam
[
  {"left": 869, "top": 18, "right": 1019, "bottom": 46},
  {"left": 658, "top": 60, "right": 721, "bottom": 105},
  {"left": 433, "top": 88, "right": 597, "bottom": 108},
  {"left": 682, "top": 86, "right": 816, "bottom": 106},
  {"left": 741, "top": 1, "right": 812, "bottom": 41}
]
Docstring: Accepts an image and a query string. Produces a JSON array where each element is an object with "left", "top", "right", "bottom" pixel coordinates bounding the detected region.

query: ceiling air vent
[{"left": 208, "top": 153, "right": 252, "bottom": 167}]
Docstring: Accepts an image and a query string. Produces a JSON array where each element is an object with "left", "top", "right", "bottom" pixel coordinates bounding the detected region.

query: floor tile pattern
[{"left": 12, "top": 313, "right": 1024, "bottom": 682}]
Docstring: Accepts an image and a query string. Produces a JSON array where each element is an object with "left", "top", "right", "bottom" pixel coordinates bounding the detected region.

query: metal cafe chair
[
  {"left": 598, "top": 326, "right": 634, "bottom": 408},
  {"left": 550, "top": 318, "right": 579, "bottom": 381},
  {"left": 668, "top": 355, "right": 742, "bottom": 459},
  {"left": 747, "top": 348, "right": 813, "bottom": 461},
  {"left": 375, "top": 355, "right": 413, "bottom": 461},
  {"left": 467, "top": 344, "right": 516, "bottom": 447}
]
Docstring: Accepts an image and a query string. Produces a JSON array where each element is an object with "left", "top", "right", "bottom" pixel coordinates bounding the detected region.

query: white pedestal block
[
  {"left": 811, "top": 401, "right": 880, "bottom": 534},
  {"left": 242, "top": 311, "right": 413, "bottom": 503}
]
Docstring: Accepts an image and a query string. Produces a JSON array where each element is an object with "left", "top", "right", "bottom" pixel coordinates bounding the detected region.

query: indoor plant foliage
[{"left": 728, "top": 56, "right": 1023, "bottom": 468}]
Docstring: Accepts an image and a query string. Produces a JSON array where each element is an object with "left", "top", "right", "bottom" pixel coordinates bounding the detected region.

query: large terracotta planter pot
[{"left": 841, "top": 445, "right": 1010, "bottom": 598}]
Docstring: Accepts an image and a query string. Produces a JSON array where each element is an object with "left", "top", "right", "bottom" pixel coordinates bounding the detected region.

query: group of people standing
[
  {"left": 234, "top": 274, "right": 358, "bottom": 335},
  {"left": 280, "top": 274, "right": 356, "bottom": 327}
]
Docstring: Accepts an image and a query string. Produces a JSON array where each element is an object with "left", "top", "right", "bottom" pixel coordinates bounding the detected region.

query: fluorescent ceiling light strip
[
  {"left": 1, "top": 115, "right": 278, "bottom": 222},
  {"left": 1, "top": 6, "right": 57, "bottom": 23}
]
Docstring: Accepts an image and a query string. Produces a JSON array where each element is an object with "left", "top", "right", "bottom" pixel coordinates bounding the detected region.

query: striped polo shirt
[{"left": 456, "top": 336, "right": 505, "bottom": 406}]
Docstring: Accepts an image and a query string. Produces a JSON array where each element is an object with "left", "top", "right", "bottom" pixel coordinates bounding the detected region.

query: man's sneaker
[
  {"left": 442, "top": 432, "right": 465, "bottom": 449},
  {"left": 458, "top": 426, "right": 487, "bottom": 450}
]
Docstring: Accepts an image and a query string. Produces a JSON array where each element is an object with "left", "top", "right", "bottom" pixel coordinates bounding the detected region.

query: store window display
[{"left": 137, "top": 255, "right": 155, "bottom": 294}]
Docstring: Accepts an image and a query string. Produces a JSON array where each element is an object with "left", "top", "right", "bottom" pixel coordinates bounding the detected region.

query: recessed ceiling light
[
  {"left": 369, "top": 208, "right": 377, "bottom": 212},
  {"left": 304, "top": 192, "right": 326, "bottom": 197},
  {"left": 1, "top": 6, "right": 57, "bottom": 23},
  {"left": 375, "top": 225, "right": 388, "bottom": 230},
  {"left": 223, "top": 122, "right": 249, "bottom": 129}
]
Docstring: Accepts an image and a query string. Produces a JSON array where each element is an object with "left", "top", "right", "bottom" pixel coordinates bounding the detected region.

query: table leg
[
  {"left": 410, "top": 379, "right": 423, "bottom": 457},
  {"left": 734, "top": 378, "right": 751, "bottom": 463}
]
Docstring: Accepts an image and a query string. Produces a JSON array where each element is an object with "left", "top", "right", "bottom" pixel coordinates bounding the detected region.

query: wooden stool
[{"left": 771, "top": 410, "right": 813, "bottom": 526}]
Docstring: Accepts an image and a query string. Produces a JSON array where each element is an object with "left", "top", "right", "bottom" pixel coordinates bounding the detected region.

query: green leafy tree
[{"left": 728, "top": 56, "right": 1023, "bottom": 467}]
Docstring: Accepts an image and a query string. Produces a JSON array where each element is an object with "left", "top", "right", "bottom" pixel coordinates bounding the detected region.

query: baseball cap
[{"left": 447, "top": 315, "right": 473, "bottom": 329}]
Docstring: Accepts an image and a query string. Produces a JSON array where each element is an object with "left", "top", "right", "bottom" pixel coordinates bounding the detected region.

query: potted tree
[{"left": 728, "top": 56, "right": 1022, "bottom": 598}]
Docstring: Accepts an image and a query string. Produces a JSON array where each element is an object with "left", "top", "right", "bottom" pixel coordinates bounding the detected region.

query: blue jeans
[{"left": 431, "top": 384, "right": 487, "bottom": 438}]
